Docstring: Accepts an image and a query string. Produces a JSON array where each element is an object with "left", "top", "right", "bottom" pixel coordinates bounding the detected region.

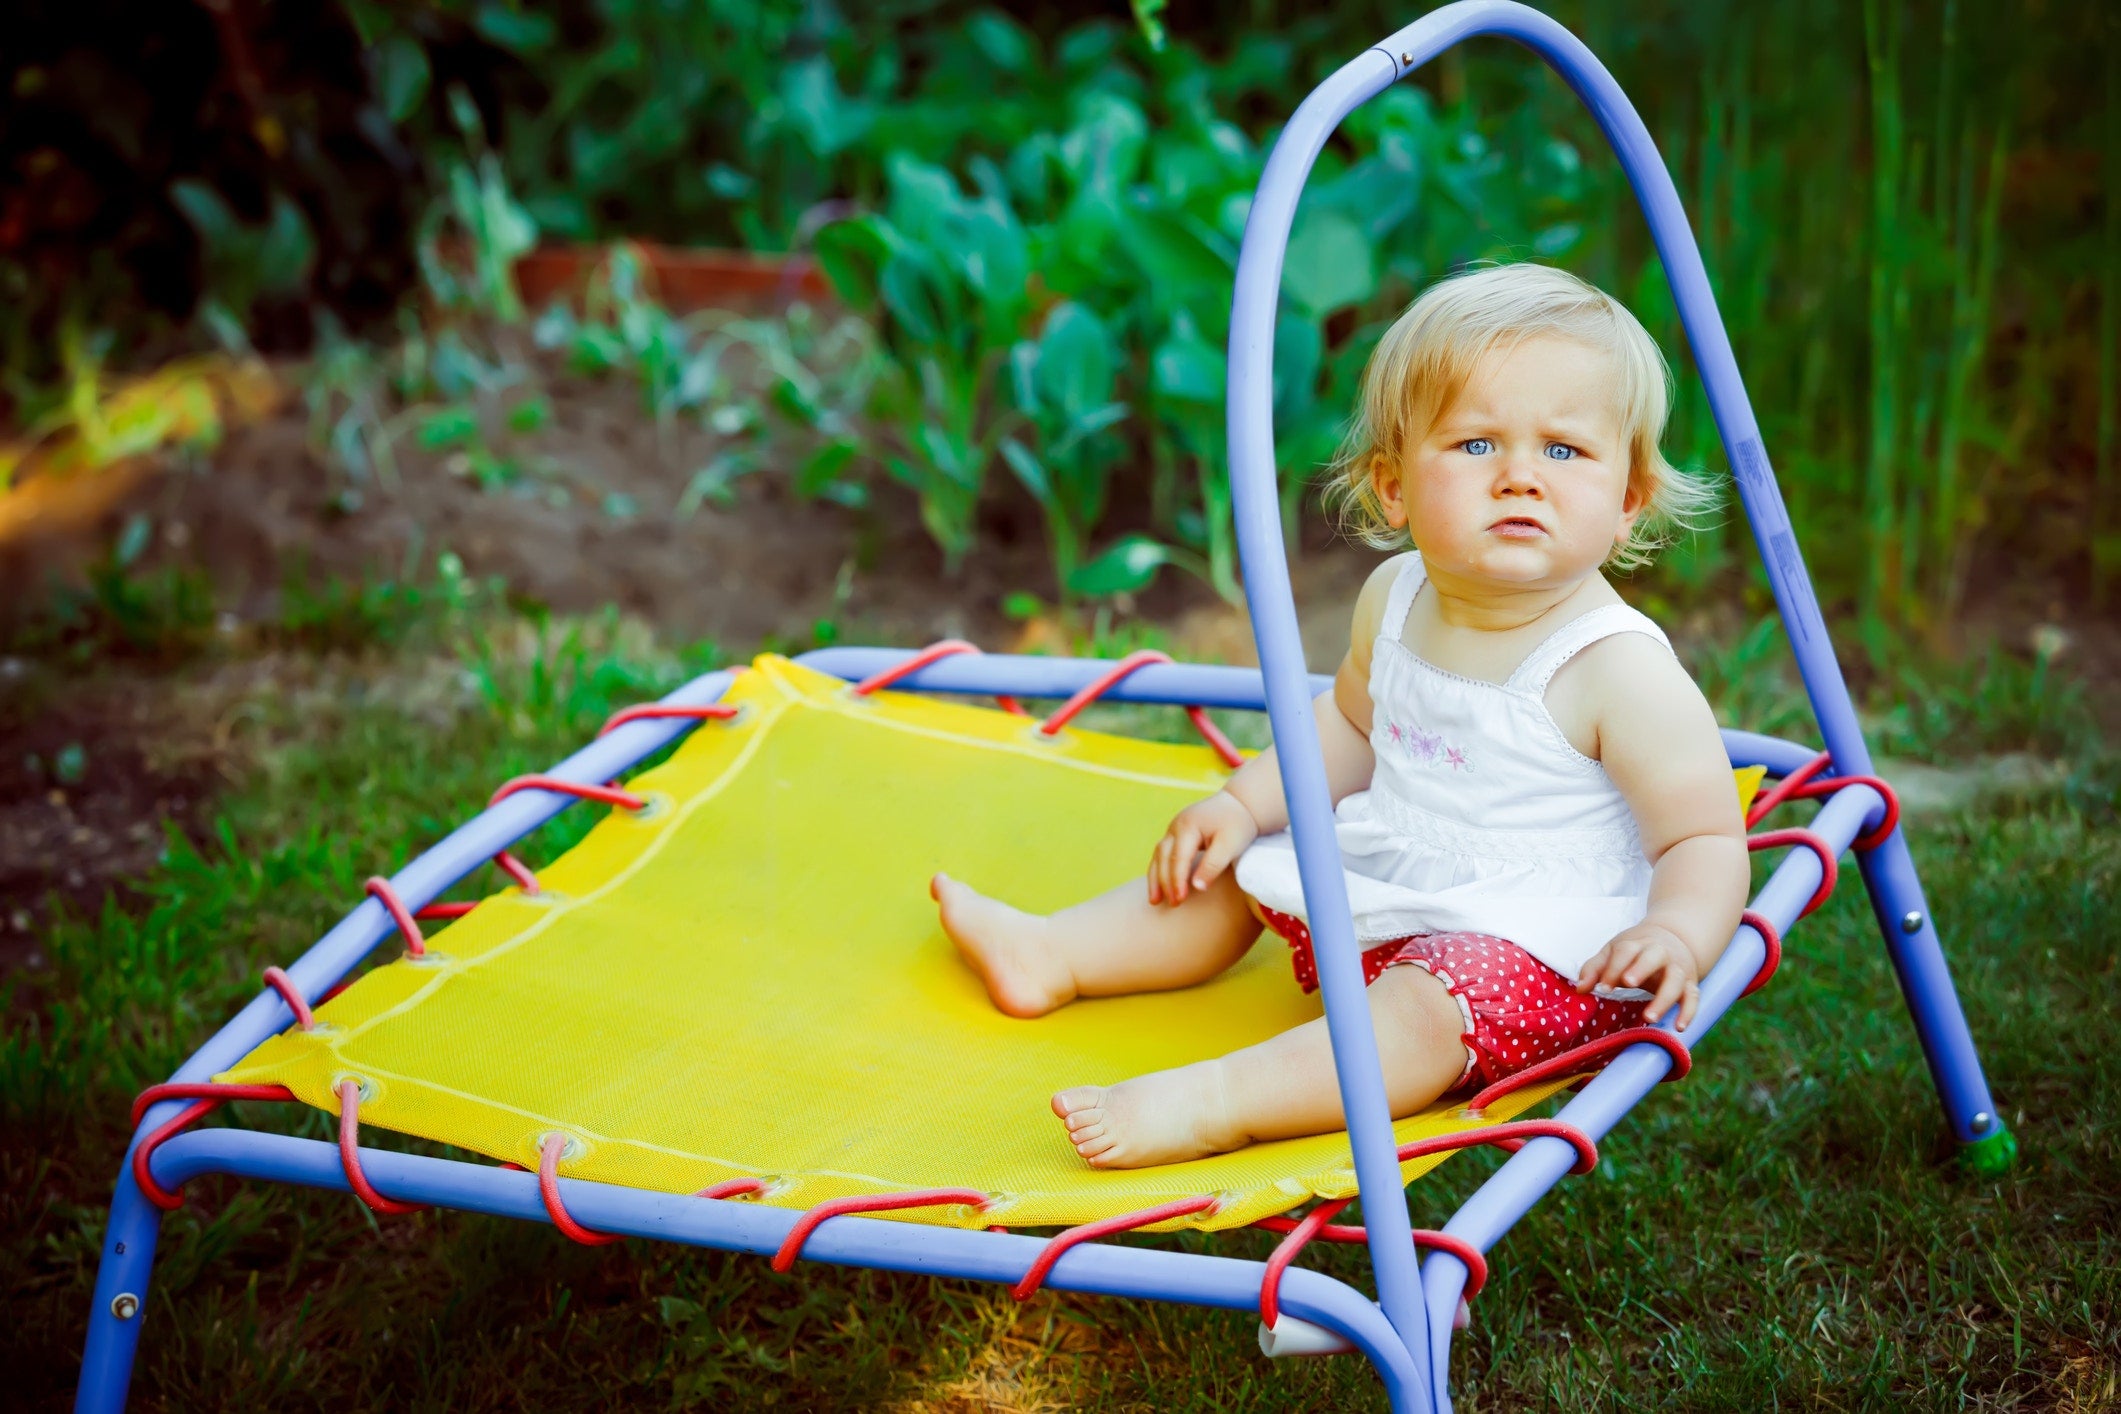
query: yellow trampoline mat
[{"left": 222, "top": 654, "right": 1766, "bottom": 1233}]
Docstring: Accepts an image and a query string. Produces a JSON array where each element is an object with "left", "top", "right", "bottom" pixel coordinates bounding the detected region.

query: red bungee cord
[
  {"left": 771, "top": 1188, "right": 991, "bottom": 1272},
  {"left": 1009, "top": 1194, "right": 1219, "bottom": 1301},
  {"left": 850, "top": 640, "right": 1028, "bottom": 715},
  {"left": 337, "top": 1080, "right": 426, "bottom": 1215},
  {"left": 1036, "top": 650, "right": 1244, "bottom": 768}
]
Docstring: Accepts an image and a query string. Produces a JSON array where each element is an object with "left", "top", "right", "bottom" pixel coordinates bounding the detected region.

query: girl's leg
[
  {"left": 932, "top": 869, "right": 1259, "bottom": 1018},
  {"left": 1053, "top": 963, "right": 1470, "bottom": 1168}
]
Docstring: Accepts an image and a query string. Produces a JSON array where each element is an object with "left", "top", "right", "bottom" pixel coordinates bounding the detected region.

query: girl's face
[{"left": 1371, "top": 335, "right": 1643, "bottom": 592}]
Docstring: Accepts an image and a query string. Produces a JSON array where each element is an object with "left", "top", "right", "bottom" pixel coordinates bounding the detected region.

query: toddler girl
[{"left": 933, "top": 263, "right": 1750, "bottom": 1170}]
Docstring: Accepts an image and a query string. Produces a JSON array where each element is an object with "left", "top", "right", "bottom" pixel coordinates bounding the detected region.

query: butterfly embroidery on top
[{"left": 1383, "top": 720, "right": 1472, "bottom": 771}]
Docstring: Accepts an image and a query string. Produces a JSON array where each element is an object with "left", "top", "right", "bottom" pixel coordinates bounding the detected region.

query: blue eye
[
  {"left": 1543, "top": 442, "right": 1578, "bottom": 461},
  {"left": 1462, "top": 438, "right": 1495, "bottom": 456}
]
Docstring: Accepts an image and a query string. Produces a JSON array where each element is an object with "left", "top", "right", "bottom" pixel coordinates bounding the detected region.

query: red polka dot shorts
[{"left": 1258, "top": 907, "right": 1641, "bottom": 1090}]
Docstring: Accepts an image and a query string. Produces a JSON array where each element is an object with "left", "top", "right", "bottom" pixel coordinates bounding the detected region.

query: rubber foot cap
[{"left": 1958, "top": 1123, "right": 2018, "bottom": 1177}]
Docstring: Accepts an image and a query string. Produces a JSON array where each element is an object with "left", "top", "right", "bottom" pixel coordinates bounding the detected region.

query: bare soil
[
  {"left": 0, "top": 662, "right": 224, "bottom": 968},
  {"left": 0, "top": 351, "right": 1299, "bottom": 654}
]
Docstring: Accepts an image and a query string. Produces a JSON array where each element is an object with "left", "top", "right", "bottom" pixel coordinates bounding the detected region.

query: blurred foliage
[
  {"left": 0, "top": 0, "right": 429, "bottom": 409},
  {"left": 3, "top": 0, "right": 2115, "bottom": 629},
  {"left": 0, "top": 354, "right": 281, "bottom": 493}
]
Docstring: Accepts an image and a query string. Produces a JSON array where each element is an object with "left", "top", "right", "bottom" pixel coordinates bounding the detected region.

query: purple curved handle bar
[{"left": 1225, "top": 3, "right": 1999, "bottom": 1406}]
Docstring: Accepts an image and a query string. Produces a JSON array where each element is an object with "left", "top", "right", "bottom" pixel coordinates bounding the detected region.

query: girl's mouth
[{"left": 1488, "top": 516, "right": 1547, "bottom": 539}]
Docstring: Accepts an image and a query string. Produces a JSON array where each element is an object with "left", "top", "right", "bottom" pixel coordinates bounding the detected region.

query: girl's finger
[
  {"left": 1645, "top": 966, "right": 1685, "bottom": 1026},
  {"left": 1676, "top": 979, "right": 1702, "bottom": 1031},
  {"left": 1605, "top": 939, "right": 1645, "bottom": 988},
  {"left": 1151, "top": 835, "right": 1179, "bottom": 905},
  {"left": 1620, "top": 941, "right": 1663, "bottom": 990},
  {"left": 1170, "top": 826, "right": 1202, "bottom": 901},
  {"left": 1574, "top": 947, "right": 1612, "bottom": 992},
  {"left": 1192, "top": 827, "right": 1243, "bottom": 890}
]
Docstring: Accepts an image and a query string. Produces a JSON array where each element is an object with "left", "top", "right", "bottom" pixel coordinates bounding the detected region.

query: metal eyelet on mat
[
  {"left": 624, "top": 790, "right": 673, "bottom": 823},
  {"left": 537, "top": 1132, "right": 585, "bottom": 1165},
  {"left": 332, "top": 1074, "right": 380, "bottom": 1105}
]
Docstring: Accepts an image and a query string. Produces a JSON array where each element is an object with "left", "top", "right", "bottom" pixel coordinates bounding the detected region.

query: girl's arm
[
  {"left": 1561, "top": 634, "right": 1751, "bottom": 1029},
  {"left": 1148, "top": 556, "right": 1402, "bottom": 905}
]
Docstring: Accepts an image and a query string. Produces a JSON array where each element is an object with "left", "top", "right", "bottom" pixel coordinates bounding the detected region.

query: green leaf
[
  {"left": 794, "top": 439, "right": 859, "bottom": 499},
  {"left": 967, "top": 12, "right": 1033, "bottom": 72},
  {"left": 417, "top": 405, "right": 480, "bottom": 450},
  {"left": 779, "top": 56, "right": 873, "bottom": 158},
  {"left": 947, "top": 202, "right": 1029, "bottom": 307},
  {"left": 703, "top": 163, "right": 754, "bottom": 199},
  {"left": 679, "top": 450, "right": 764, "bottom": 516},
  {"left": 885, "top": 156, "right": 964, "bottom": 240},
  {"left": 445, "top": 83, "right": 482, "bottom": 141},
  {"left": 914, "top": 421, "right": 975, "bottom": 489},
  {"left": 1533, "top": 222, "right": 1583, "bottom": 257},
  {"left": 1035, "top": 302, "right": 1117, "bottom": 416},
  {"left": 1004, "top": 134, "right": 1059, "bottom": 211},
  {"left": 506, "top": 398, "right": 550, "bottom": 434},
  {"left": 1152, "top": 328, "right": 1225, "bottom": 405},
  {"left": 1283, "top": 211, "right": 1377, "bottom": 317},
  {"left": 257, "top": 195, "right": 316, "bottom": 294},
  {"left": 1273, "top": 314, "right": 1323, "bottom": 418},
  {"left": 1069, "top": 534, "right": 1175, "bottom": 597},
  {"left": 115, "top": 514, "right": 153, "bottom": 569},
  {"left": 879, "top": 249, "right": 951, "bottom": 345},
  {"left": 567, "top": 326, "right": 624, "bottom": 377},
  {"left": 474, "top": 3, "right": 556, "bottom": 52},
  {"left": 812, "top": 217, "right": 891, "bottom": 311},
  {"left": 770, "top": 375, "right": 824, "bottom": 427},
  {"left": 1000, "top": 436, "right": 1052, "bottom": 505},
  {"left": 1057, "top": 92, "right": 1148, "bottom": 192},
  {"left": 170, "top": 181, "right": 238, "bottom": 250},
  {"left": 1062, "top": 401, "right": 1131, "bottom": 445},
  {"left": 53, "top": 741, "right": 88, "bottom": 785},
  {"left": 1123, "top": 208, "right": 1233, "bottom": 296},
  {"left": 1130, "top": 0, "right": 1169, "bottom": 52},
  {"left": 370, "top": 35, "right": 430, "bottom": 123}
]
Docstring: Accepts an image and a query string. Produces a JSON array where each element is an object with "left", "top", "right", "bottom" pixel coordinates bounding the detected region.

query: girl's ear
[
  {"left": 1371, "top": 453, "right": 1409, "bottom": 529},
  {"left": 1614, "top": 462, "right": 1647, "bottom": 543}
]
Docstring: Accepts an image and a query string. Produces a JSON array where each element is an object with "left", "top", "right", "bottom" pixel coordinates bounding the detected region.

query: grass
[{"left": 2, "top": 608, "right": 2116, "bottom": 1411}]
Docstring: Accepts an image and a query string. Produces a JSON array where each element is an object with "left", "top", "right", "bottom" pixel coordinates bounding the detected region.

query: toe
[{"left": 1052, "top": 1086, "right": 1103, "bottom": 1120}]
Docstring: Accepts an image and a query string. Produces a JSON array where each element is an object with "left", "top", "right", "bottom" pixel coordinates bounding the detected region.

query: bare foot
[
  {"left": 1051, "top": 1062, "right": 1240, "bottom": 1168},
  {"left": 932, "top": 873, "right": 1077, "bottom": 1018}
]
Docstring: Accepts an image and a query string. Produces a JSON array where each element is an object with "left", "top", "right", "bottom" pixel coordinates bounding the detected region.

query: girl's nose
[{"left": 1496, "top": 451, "right": 1545, "bottom": 496}]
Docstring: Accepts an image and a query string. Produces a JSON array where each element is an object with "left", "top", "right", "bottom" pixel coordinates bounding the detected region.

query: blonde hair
[{"left": 1323, "top": 262, "right": 1716, "bottom": 572}]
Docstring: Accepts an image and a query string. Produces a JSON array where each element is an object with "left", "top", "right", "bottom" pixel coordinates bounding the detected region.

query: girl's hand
[
  {"left": 1575, "top": 922, "right": 1702, "bottom": 1030},
  {"left": 1149, "top": 792, "right": 1259, "bottom": 905}
]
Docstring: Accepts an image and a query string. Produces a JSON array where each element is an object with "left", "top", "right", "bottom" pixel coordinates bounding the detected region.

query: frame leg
[
  {"left": 1857, "top": 832, "right": 2017, "bottom": 1173},
  {"left": 76, "top": 1160, "right": 166, "bottom": 1414},
  {"left": 1350, "top": 1322, "right": 1428, "bottom": 1414}
]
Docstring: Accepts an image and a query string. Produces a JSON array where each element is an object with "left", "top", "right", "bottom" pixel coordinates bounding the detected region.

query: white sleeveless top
[{"left": 1233, "top": 553, "right": 1672, "bottom": 981}]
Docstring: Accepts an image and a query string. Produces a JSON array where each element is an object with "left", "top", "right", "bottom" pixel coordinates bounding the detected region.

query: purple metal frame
[{"left": 76, "top": 5, "right": 2007, "bottom": 1411}]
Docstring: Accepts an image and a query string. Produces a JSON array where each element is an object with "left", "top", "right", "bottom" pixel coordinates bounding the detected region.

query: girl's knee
[{"left": 1373, "top": 965, "right": 1468, "bottom": 1044}]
